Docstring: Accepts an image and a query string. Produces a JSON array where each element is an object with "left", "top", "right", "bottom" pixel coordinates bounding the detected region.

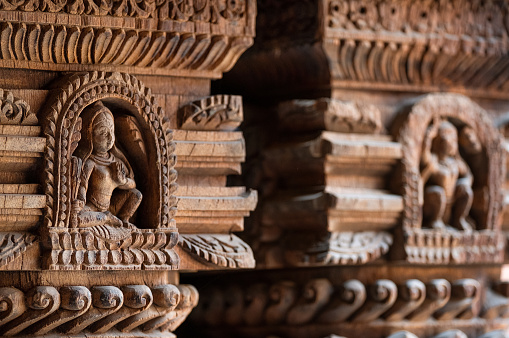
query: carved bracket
[
  {"left": 178, "top": 95, "right": 243, "bottom": 131},
  {"left": 179, "top": 234, "right": 255, "bottom": 269}
]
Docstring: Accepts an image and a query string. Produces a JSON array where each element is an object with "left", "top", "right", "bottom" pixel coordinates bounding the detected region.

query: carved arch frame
[
  {"left": 397, "top": 93, "right": 505, "bottom": 232},
  {"left": 395, "top": 94, "right": 505, "bottom": 264},
  {"left": 42, "top": 71, "right": 179, "bottom": 270}
]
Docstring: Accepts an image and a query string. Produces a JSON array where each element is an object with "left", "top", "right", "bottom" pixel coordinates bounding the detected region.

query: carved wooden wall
[
  {"left": 180, "top": 0, "right": 509, "bottom": 337},
  {"left": 0, "top": 0, "right": 257, "bottom": 336}
]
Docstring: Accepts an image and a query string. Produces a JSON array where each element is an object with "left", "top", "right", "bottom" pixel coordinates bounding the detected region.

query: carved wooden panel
[
  {"left": 0, "top": 0, "right": 255, "bottom": 78},
  {"left": 174, "top": 94, "right": 256, "bottom": 270},
  {"left": 0, "top": 281, "right": 197, "bottom": 336},
  {"left": 40, "top": 72, "right": 179, "bottom": 270},
  {"left": 237, "top": 92, "right": 506, "bottom": 269},
  {"left": 394, "top": 94, "right": 506, "bottom": 264},
  {"left": 242, "top": 97, "right": 400, "bottom": 268},
  {"left": 223, "top": 0, "right": 509, "bottom": 100},
  {"left": 180, "top": 1, "right": 509, "bottom": 337},
  {"left": 0, "top": 0, "right": 256, "bottom": 334}
]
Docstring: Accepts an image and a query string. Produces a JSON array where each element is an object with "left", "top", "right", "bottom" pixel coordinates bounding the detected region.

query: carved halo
[
  {"left": 42, "top": 71, "right": 177, "bottom": 231},
  {"left": 396, "top": 93, "right": 505, "bottom": 231}
]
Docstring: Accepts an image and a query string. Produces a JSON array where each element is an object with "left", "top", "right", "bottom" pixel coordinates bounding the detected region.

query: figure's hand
[
  {"left": 72, "top": 200, "right": 85, "bottom": 213},
  {"left": 112, "top": 162, "right": 128, "bottom": 185},
  {"left": 104, "top": 211, "right": 123, "bottom": 227}
]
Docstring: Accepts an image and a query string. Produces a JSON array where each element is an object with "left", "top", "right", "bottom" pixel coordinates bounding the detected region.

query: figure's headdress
[{"left": 75, "top": 101, "right": 134, "bottom": 178}]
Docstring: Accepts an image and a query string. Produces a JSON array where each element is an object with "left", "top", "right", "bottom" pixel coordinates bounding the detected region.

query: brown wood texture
[
  {"left": 180, "top": 1, "right": 509, "bottom": 337},
  {"left": 0, "top": 0, "right": 257, "bottom": 336}
]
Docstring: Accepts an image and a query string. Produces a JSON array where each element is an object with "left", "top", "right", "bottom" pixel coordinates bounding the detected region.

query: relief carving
[
  {"left": 72, "top": 102, "right": 142, "bottom": 241},
  {"left": 421, "top": 120, "right": 474, "bottom": 231},
  {"left": 42, "top": 71, "right": 179, "bottom": 270},
  {"left": 179, "top": 234, "right": 255, "bottom": 269},
  {"left": 232, "top": 0, "right": 509, "bottom": 100},
  {"left": 0, "top": 0, "right": 248, "bottom": 21},
  {"left": 0, "top": 283, "right": 197, "bottom": 336},
  {"left": 191, "top": 276, "right": 509, "bottom": 337},
  {"left": 394, "top": 93, "right": 505, "bottom": 263},
  {"left": 192, "top": 277, "right": 497, "bottom": 327},
  {"left": 178, "top": 95, "right": 243, "bottom": 131},
  {"left": 0, "top": 89, "right": 37, "bottom": 126},
  {"left": 0, "top": 89, "right": 43, "bottom": 270},
  {"left": 0, "top": 232, "right": 37, "bottom": 268}
]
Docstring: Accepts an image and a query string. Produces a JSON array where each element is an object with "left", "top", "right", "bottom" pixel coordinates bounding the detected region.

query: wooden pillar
[
  {"left": 183, "top": 1, "right": 509, "bottom": 337},
  {"left": 0, "top": 1, "right": 257, "bottom": 336}
]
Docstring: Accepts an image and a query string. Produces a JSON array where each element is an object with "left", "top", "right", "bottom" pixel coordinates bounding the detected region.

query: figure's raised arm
[
  {"left": 421, "top": 123, "right": 438, "bottom": 165},
  {"left": 420, "top": 122, "right": 439, "bottom": 183}
]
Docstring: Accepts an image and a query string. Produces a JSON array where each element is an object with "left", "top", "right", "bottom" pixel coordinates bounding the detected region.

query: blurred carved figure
[{"left": 421, "top": 120, "right": 473, "bottom": 231}]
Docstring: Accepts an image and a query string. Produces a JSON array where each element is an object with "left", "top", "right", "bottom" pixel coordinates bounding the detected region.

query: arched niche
[
  {"left": 394, "top": 94, "right": 505, "bottom": 232},
  {"left": 41, "top": 72, "right": 178, "bottom": 270}
]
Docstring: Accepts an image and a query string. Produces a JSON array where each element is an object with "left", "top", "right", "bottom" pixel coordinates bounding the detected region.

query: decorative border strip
[
  {"left": 193, "top": 277, "right": 504, "bottom": 329},
  {"left": 0, "top": 283, "right": 197, "bottom": 336},
  {"left": 0, "top": 21, "right": 253, "bottom": 76}
]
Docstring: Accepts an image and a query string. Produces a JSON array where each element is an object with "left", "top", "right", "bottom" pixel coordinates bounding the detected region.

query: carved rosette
[
  {"left": 395, "top": 93, "right": 506, "bottom": 264},
  {"left": 42, "top": 71, "right": 179, "bottom": 270}
]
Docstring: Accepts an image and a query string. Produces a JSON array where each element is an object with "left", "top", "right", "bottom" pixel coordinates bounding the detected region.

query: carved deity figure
[
  {"left": 420, "top": 120, "right": 474, "bottom": 231},
  {"left": 72, "top": 102, "right": 142, "bottom": 241}
]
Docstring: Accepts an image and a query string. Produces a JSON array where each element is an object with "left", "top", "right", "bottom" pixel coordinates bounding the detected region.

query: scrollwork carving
[
  {"left": 60, "top": 286, "right": 123, "bottom": 334},
  {"left": 0, "top": 286, "right": 60, "bottom": 336},
  {"left": 284, "top": 231, "right": 393, "bottom": 266},
  {"left": 0, "top": 288, "right": 25, "bottom": 327},
  {"left": 352, "top": 279, "right": 398, "bottom": 322},
  {"left": 179, "top": 234, "right": 255, "bottom": 268},
  {"left": 0, "top": 90, "right": 37, "bottom": 126},
  {"left": 28, "top": 286, "right": 92, "bottom": 335},
  {"left": 116, "top": 284, "right": 180, "bottom": 332},
  {"left": 384, "top": 280, "right": 426, "bottom": 321},
  {"left": 0, "top": 283, "right": 195, "bottom": 335},
  {"left": 89, "top": 284, "right": 153, "bottom": 333},
  {"left": 264, "top": 281, "right": 297, "bottom": 325},
  {"left": 178, "top": 95, "right": 243, "bottom": 131},
  {"left": 190, "top": 277, "right": 491, "bottom": 330},
  {"left": 408, "top": 279, "right": 451, "bottom": 321},
  {"left": 0, "top": 232, "right": 37, "bottom": 268},
  {"left": 286, "top": 279, "right": 334, "bottom": 325},
  {"left": 317, "top": 279, "right": 366, "bottom": 323}
]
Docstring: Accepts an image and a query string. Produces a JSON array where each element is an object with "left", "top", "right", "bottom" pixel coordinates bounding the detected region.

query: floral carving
[
  {"left": 0, "top": 0, "right": 248, "bottom": 21},
  {"left": 324, "top": 0, "right": 506, "bottom": 39}
]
